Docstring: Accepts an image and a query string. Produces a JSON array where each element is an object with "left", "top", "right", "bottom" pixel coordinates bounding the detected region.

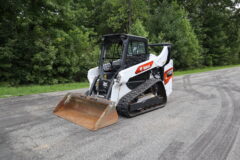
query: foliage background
[{"left": 0, "top": 0, "right": 239, "bottom": 85}]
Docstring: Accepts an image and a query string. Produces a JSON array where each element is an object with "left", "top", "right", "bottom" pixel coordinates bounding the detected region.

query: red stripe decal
[{"left": 135, "top": 61, "right": 154, "bottom": 74}]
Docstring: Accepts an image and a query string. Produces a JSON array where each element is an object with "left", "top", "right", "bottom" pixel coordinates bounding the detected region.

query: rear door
[{"left": 164, "top": 60, "right": 173, "bottom": 96}]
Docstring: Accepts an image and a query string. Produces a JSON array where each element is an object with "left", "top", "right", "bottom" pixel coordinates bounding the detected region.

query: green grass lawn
[
  {"left": 0, "top": 82, "right": 89, "bottom": 98},
  {"left": 0, "top": 64, "right": 239, "bottom": 98}
]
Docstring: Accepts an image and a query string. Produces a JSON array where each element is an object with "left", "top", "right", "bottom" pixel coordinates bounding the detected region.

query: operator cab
[
  {"left": 97, "top": 34, "right": 150, "bottom": 97},
  {"left": 99, "top": 34, "right": 149, "bottom": 78}
]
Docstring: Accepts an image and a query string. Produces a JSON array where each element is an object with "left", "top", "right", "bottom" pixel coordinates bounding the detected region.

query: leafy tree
[
  {"left": 1, "top": 0, "right": 240, "bottom": 85},
  {"left": 0, "top": 0, "right": 97, "bottom": 84},
  {"left": 148, "top": 1, "right": 202, "bottom": 69},
  {"left": 176, "top": 0, "right": 240, "bottom": 65},
  {"left": 87, "top": 0, "right": 149, "bottom": 34},
  {"left": 129, "top": 19, "right": 149, "bottom": 37}
]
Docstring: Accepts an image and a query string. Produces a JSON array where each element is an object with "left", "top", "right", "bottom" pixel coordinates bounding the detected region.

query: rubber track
[{"left": 116, "top": 78, "right": 167, "bottom": 117}]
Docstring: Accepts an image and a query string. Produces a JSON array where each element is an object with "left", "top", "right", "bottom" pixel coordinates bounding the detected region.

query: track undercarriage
[{"left": 117, "top": 79, "right": 167, "bottom": 117}]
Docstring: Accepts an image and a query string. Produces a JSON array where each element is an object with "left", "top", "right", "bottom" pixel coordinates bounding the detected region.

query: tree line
[{"left": 0, "top": 0, "right": 239, "bottom": 85}]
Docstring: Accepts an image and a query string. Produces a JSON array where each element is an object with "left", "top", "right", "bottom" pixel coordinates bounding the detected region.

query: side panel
[
  {"left": 114, "top": 46, "right": 170, "bottom": 102},
  {"left": 118, "top": 46, "right": 169, "bottom": 84},
  {"left": 163, "top": 60, "right": 173, "bottom": 96}
]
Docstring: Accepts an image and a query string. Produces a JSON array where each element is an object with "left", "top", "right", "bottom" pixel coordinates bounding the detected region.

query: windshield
[
  {"left": 101, "top": 39, "right": 123, "bottom": 72},
  {"left": 103, "top": 40, "right": 123, "bottom": 60}
]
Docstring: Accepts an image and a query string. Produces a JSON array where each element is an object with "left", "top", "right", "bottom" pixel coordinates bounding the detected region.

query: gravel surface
[{"left": 1, "top": 67, "right": 240, "bottom": 160}]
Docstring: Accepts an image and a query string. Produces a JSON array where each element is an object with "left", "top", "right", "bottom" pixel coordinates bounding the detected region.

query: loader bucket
[{"left": 53, "top": 93, "right": 118, "bottom": 131}]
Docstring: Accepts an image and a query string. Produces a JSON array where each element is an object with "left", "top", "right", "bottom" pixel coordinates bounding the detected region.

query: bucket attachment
[{"left": 53, "top": 93, "right": 118, "bottom": 131}]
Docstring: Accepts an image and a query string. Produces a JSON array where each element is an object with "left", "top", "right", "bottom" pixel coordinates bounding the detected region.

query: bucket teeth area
[{"left": 53, "top": 93, "right": 118, "bottom": 130}]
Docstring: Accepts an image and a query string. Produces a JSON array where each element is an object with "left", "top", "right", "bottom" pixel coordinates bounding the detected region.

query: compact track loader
[{"left": 53, "top": 34, "right": 173, "bottom": 130}]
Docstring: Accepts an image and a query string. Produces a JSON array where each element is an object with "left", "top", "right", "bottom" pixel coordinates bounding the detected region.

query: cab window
[{"left": 128, "top": 41, "right": 146, "bottom": 56}]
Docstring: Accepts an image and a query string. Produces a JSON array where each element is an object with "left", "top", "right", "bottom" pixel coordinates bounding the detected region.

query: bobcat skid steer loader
[{"left": 53, "top": 34, "right": 173, "bottom": 130}]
